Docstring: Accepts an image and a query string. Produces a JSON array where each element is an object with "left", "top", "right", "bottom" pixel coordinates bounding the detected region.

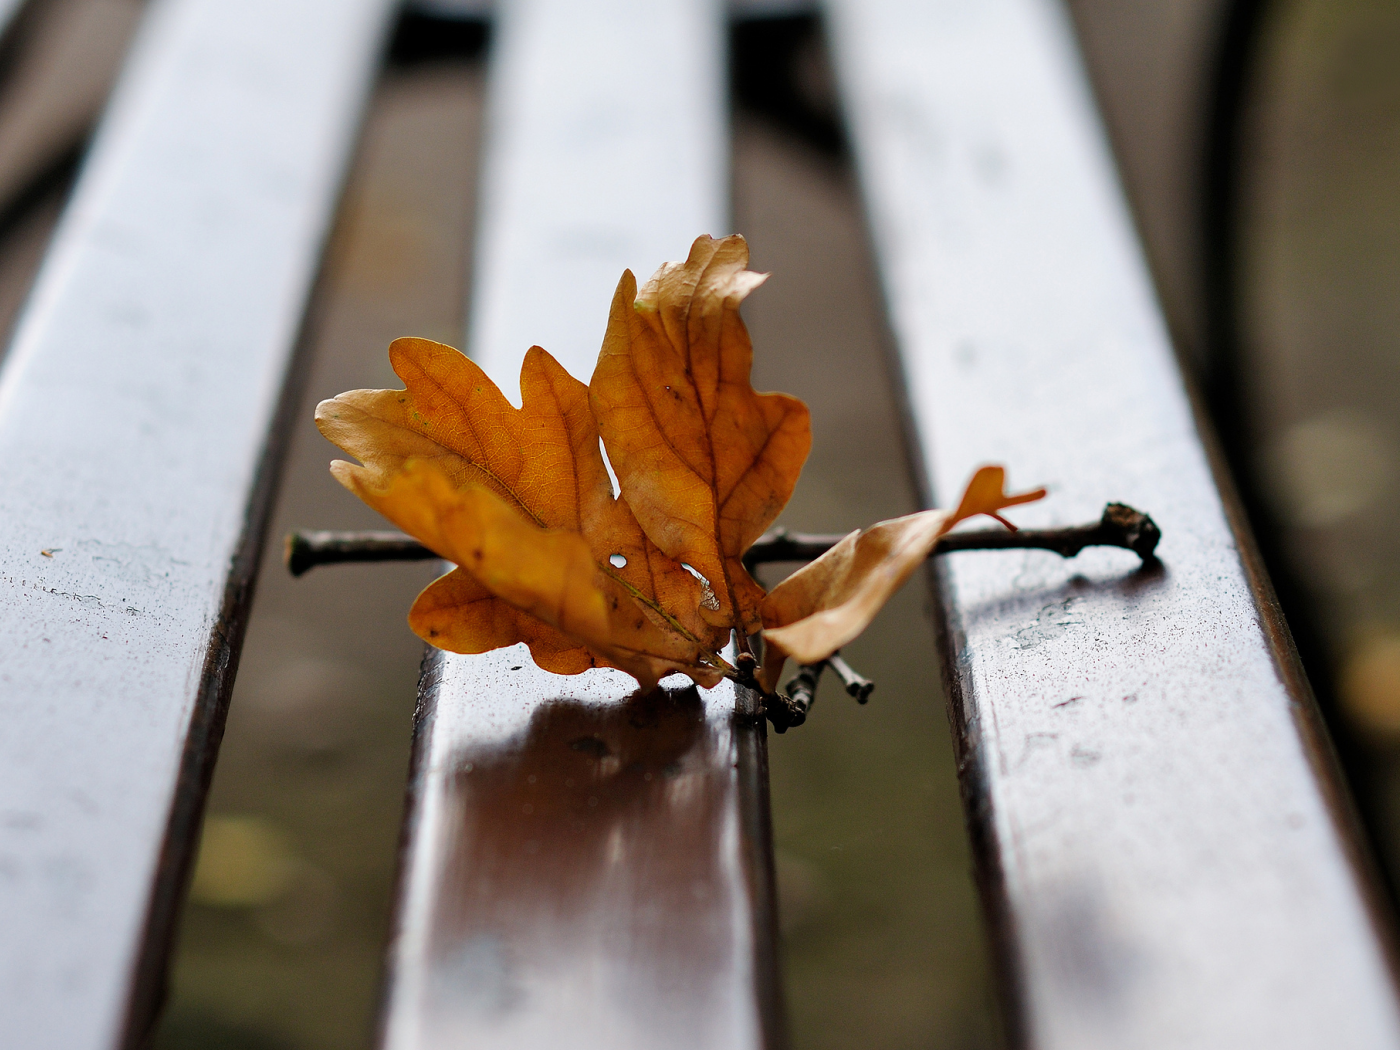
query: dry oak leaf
[
  {"left": 345, "top": 463, "right": 720, "bottom": 690},
  {"left": 316, "top": 337, "right": 725, "bottom": 688},
  {"left": 590, "top": 234, "right": 811, "bottom": 638},
  {"left": 758, "top": 467, "right": 1046, "bottom": 691}
]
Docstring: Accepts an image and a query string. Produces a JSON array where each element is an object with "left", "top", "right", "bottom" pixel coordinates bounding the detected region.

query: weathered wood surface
[
  {"left": 825, "top": 0, "right": 1400, "bottom": 1046},
  {"left": 0, "top": 0, "right": 393, "bottom": 1045},
  {"left": 377, "top": 0, "right": 783, "bottom": 1047}
]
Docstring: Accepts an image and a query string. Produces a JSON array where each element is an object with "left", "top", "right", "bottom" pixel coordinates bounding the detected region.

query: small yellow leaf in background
[
  {"left": 758, "top": 467, "right": 1045, "bottom": 690},
  {"left": 590, "top": 234, "right": 811, "bottom": 637}
]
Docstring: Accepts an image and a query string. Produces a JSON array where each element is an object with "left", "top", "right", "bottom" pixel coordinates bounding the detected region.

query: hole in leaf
[
  {"left": 682, "top": 563, "right": 721, "bottom": 611},
  {"left": 599, "top": 438, "right": 621, "bottom": 497},
  {"left": 609, "top": 554, "right": 627, "bottom": 568}
]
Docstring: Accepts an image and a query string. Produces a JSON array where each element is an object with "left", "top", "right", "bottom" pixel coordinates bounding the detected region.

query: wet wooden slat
[
  {"left": 826, "top": 0, "right": 1400, "bottom": 1047},
  {"left": 384, "top": 657, "right": 779, "bottom": 1050},
  {"left": 377, "top": 1, "right": 783, "bottom": 1047},
  {"left": 0, "top": 0, "right": 394, "bottom": 1045}
]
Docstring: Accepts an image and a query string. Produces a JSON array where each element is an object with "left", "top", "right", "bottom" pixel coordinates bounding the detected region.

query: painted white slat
[
  {"left": 825, "top": 0, "right": 1400, "bottom": 1047},
  {"left": 465, "top": 0, "right": 725, "bottom": 392},
  {"left": 378, "top": 1, "right": 781, "bottom": 1047},
  {"left": 0, "top": 0, "right": 394, "bottom": 1045}
]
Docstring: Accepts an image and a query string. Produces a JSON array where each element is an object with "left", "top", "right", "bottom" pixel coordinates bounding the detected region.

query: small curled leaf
[{"left": 758, "top": 467, "right": 1046, "bottom": 690}]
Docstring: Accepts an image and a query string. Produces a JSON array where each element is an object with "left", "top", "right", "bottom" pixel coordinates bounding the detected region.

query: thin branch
[
  {"left": 284, "top": 529, "right": 438, "bottom": 577},
  {"left": 726, "top": 649, "right": 807, "bottom": 733},
  {"left": 284, "top": 503, "right": 1159, "bottom": 578},
  {"left": 762, "top": 649, "right": 876, "bottom": 732},
  {"left": 767, "top": 660, "right": 825, "bottom": 734},
  {"left": 286, "top": 507, "right": 1158, "bottom": 736},
  {"left": 786, "top": 661, "right": 826, "bottom": 711},
  {"left": 742, "top": 502, "right": 1160, "bottom": 569},
  {"left": 828, "top": 653, "right": 874, "bottom": 703}
]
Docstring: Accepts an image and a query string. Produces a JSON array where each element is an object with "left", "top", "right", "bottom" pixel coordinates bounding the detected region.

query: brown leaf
[
  {"left": 410, "top": 567, "right": 596, "bottom": 676},
  {"left": 589, "top": 235, "right": 811, "bottom": 636},
  {"left": 357, "top": 463, "right": 722, "bottom": 690},
  {"left": 758, "top": 467, "right": 1045, "bottom": 690},
  {"left": 316, "top": 337, "right": 725, "bottom": 681}
]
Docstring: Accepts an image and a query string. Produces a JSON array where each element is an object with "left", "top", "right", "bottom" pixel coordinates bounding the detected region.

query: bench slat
[
  {"left": 825, "top": 0, "right": 1400, "bottom": 1046},
  {"left": 0, "top": 0, "right": 393, "bottom": 1045},
  {"left": 377, "top": 2, "right": 783, "bottom": 1047}
]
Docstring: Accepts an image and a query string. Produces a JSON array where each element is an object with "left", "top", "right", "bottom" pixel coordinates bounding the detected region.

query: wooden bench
[{"left": 1, "top": 0, "right": 1397, "bottom": 1047}]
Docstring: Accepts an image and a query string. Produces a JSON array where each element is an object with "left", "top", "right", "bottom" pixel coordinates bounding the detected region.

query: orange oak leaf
[
  {"left": 341, "top": 463, "right": 722, "bottom": 690},
  {"left": 315, "top": 246, "right": 1052, "bottom": 709},
  {"left": 758, "top": 467, "right": 1046, "bottom": 690},
  {"left": 589, "top": 234, "right": 811, "bottom": 637},
  {"left": 316, "top": 337, "right": 727, "bottom": 683},
  {"left": 410, "top": 567, "right": 597, "bottom": 675}
]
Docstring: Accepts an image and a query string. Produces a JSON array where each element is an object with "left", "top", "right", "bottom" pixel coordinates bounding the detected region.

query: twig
[
  {"left": 284, "top": 529, "right": 438, "bottom": 577},
  {"left": 763, "top": 649, "right": 875, "bottom": 731},
  {"left": 774, "top": 660, "right": 826, "bottom": 733},
  {"left": 764, "top": 660, "right": 824, "bottom": 734},
  {"left": 827, "top": 653, "right": 874, "bottom": 704},
  {"left": 786, "top": 661, "right": 826, "bottom": 711},
  {"left": 285, "top": 505, "right": 1158, "bottom": 733},
  {"left": 726, "top": 648, "right": 808, "bottom": 734},
  {"left": 284, "top": 503, "right": 1160, "bottom": 577},
  {"left": 742, "top": 502, "right": 1160, "bottom": 569}
]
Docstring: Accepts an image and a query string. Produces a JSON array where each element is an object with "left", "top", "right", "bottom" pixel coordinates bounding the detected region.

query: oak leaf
[
  {"left": 344, "top": 463, "right": 721, "bottom": 690},
  {"left": 316, "top": 337, "right": 726, "bottom": 688},
  {"left": 315, "top": 240, "right": 1048, "bottom": 712},
  {"left": 590, "top": 234, "right": 811, "bottom": 637},
  {"left": 758, "top": 467, "right": 1046, "bottom": 690}
]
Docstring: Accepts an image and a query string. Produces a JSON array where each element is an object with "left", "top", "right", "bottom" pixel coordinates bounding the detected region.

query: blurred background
[{"left": 0, "top": 0, "right": 1397, "bottom": 1047}]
